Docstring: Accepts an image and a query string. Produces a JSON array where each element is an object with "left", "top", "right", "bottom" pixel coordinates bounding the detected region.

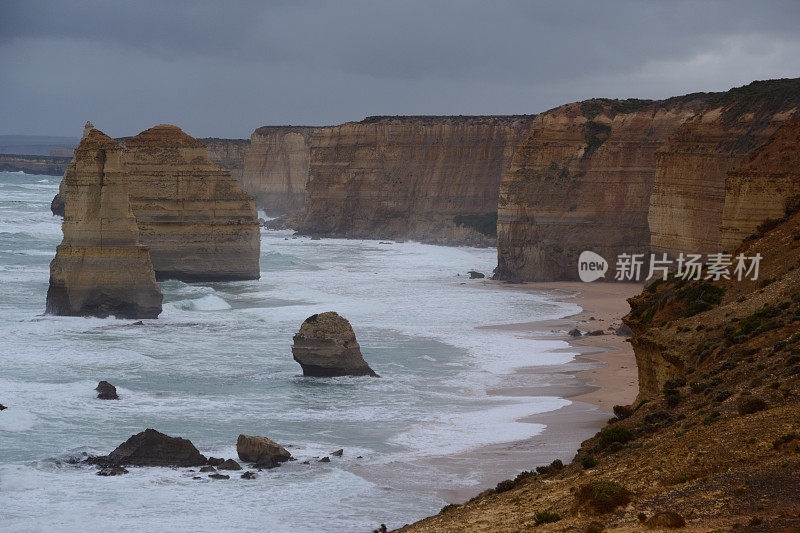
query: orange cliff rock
[
  {"left": 495, "top": 97, "right": 706, "bottom": 281},
  {"left": 295, "top": 116, "right": 534, "bottom": 246},
  {"left": 496, "top": 79, "right": 800, "bottom": 281},
  {"left": 123, "top": 125, "right": 260, "bottom": 281},
  {"left": 46, "top": 129, "right": 162, "bottom": 319},
  {"left": 241, "top": 126, "right": 315, "bottom": 215},
  {"left": 721, "top": 116, "right": 800, "bottom": 250},
  {"left": 649, "top": 79, "right": 800, "bottom": 257}
]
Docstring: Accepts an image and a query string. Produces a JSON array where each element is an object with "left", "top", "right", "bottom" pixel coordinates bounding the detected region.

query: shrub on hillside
[{"left": 575, "top": 480, "right": 632, "bottom": 514}]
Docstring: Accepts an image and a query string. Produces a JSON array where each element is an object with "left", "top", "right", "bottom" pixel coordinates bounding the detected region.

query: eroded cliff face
[
  {"left": 200, "top": 138, "right": 249, "bottom": 185},
  {"left": 241, "top": 126, "right": 314, "bottom": 214},
  {"left": 497, "top": 79, "right": 800, "bottom": 281},
  {"left": 495, "top": 98, "right": 706, "bottom": 281},
  {"left": 0, "top": 154, "right": 71, "bottom": 176},
  {"left": 649, "top": 80, "right": 800, "bottom": 257},
  {"left": 721, "top": 116, "right": 800, "bottom": 250},
  {"left": 46, "top": 129, "right": 162, "bottom": 318},
  {"left": 296, "top": 116, "right": 534, "bottom": 245},
  {"left": 124, "top": 125, "right": 260, "bottom": 281}
]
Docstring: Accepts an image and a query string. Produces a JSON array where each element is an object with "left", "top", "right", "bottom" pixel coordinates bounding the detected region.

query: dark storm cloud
[{"left": 1, "top": 1, "right": 799, "bottom": 137}]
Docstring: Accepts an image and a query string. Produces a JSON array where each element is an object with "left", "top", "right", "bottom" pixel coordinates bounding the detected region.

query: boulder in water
[
  {"left": 291, "top": 312, "right": 378, "bottom": 377},
  {"left": 468, "top": 270, "right": 485, "bottom": 279},
  {"left": 99, "top": 428, "right": 206, "bottom": 467},
  {"left": 218, "top": 458, "right": 242, "bottom": 470},
  {"left": 236, "top": 434, "right": 292, "bottom": 467},
  {"left": 95, "top": 381, "right": 119, "bottom": 400}
]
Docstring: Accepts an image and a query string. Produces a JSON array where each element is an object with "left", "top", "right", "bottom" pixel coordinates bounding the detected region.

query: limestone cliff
[
  {"left": 0, "top": 154, "right": 71, "bottom": 176},
  {"left": 199, "top": 138, "right": 249, "bottom": 184},
  {"left": 296, "top": 116, "right": 534, "bottom": 245},
  {"left": 495, "top": 98, "right": 707, "bottom": 281},
  {"left": 46, "top": 129, "right": 162, "bottom": 318},
  {"left": 721, "top": 116, "right": 800, "bottom": 250},
  {"left": 241, "top": 126, "right": 314, "bottom": 214},
  {"left": 496, "top": 79, "right": 800, "bottom": 281},
  {"left": 649, "top": 79, "right": 800, "bottom": 257},
  {"left": 123, "top": 125, "right": 260, "bottom": 281}
]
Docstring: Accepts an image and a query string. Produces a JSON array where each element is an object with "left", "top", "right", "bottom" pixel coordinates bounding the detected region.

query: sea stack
[
  {"left": 46, "top": 128, "right": 162, "bottom": 319},
  {"left": 123, "top": 125, "right": 260, "bottom": 281},
  {"left": 291, "top": 312, "right": 378, "bottom": 377}
]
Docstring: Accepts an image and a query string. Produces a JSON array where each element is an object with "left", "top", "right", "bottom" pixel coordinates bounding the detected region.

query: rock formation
[
  {"left": 241, "top": 117, "right": 533, "bottom": 245},
  {"left": 98, "top": 428, "right": 207, "bottom": 467},
  {"left": 122, "top": 125, "right": 260, "bottom": 281},
  {"left": 0, "top": 154, "right": 71, "bottom": 178},
  {"left": 241, "top": 126, "right": 314, "bottom": 214},
  {"left": 721, "top": 116, "right": 800, "bottom": 250},
  {"left": 649, "top": 79, "right": 800, "bottom": 257},
  {"left": 46, "top": 128, "right": 162, "bottom": 319},
  {"left": 199, "top": 137, "right": 249, "bottom": 185},
  {"left": 496, "top": 78, "right": 800, "bottom": 281},
  {"left": 236, "top": 434, "right": 293, "bottom": 467},
  {"left": 495, "top": 98, "right": 706, "bottom": 280},
  {"left": 95, "top": 380, "right": 119, "bottom": 400},
  {"left": 291, "top": 312, "right": 378, "bottom": 377}
]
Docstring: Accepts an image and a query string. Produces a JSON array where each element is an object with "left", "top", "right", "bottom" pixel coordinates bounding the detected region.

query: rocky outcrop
[
  {"left": 46, "top": 128, "right": 162, "bottom": 319},
  {"left": 649, "top": 79, "right": 800, "bottom": 257},
  {"left": 98, "top": 428, "right": 207, "bottom": 467},
  {"left": 721, "top": 116, "right": 800, "bottom": 250},
  {"left": 49, "top": 125, "right": 259, "bottom": 282},
  {"left": 241, "top": 126, "right": 314, "bottom": 214},
  {"left": 297, "top": 116, "right": 533, "bottom": 246},
  {"left": 236, "top": 434, "right": 292, "bottom": 467},
  {"left": 291, "top": 312, "right": 378, "bottom": 377},
  {"left": 200, "top": 138, "right": 249, "bottom": 185},
  {"left": 95, "top": 381, "right": 119, "bottom": 400},
  {"left": 0, "top": 154, "right": 71, "bottom": 176},
  {"left": 495, "top": 98, "right": 706, "bottom": 281},
  {"left": 123, "top": 125, "right": 260, "bottom": 281}
]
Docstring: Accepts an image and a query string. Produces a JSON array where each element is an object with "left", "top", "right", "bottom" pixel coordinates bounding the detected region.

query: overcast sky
[{"left": 1, "top": 0, "right": 799, "bottom": 138}]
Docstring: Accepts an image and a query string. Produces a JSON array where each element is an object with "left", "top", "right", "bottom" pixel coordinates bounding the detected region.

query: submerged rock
[
  {"left": 291, "top": 312, "right": 378, "bottom": 377},
  {"left": 236, "top": 434, "right": 292, "bottom": 467},
  {"left": 99, "top": 428, "right": 206, "bottom": 467},
  {"left": 568, "top": 328, "right": 582, "bottom": 337},
  {"left": 95, "top": 381, "right": 119, "bottom": 400},
  {"left": 46, "top": 127, "right": 162, "bottom": 319},
  {"left": 96, "top": 466, "right": 128, "bottom": 476},
  {"left": 0, "top": 403, "right": 6, "bottom": 411},
  {"left": 318, "top": 456, "right": 330, "bottom": 463},
  {"left": 199, "top": 465, "right": 216, "bottom": 473},
  {"left": 468, "top": 270, "right": 485, "bottom": 279},
  {"left": 240, "top": 471, "right": 257, "bottom": 479},
  {"left": 208, "top": 473, "right": 230, "bottom": 480},
  {"left": 331, "top": 449, "right": 344, "bottom": 457}
]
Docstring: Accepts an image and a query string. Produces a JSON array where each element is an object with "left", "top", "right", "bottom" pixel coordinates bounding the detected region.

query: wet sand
[{"left": 354, "top": 281, "right": 644, "bottom": 504}]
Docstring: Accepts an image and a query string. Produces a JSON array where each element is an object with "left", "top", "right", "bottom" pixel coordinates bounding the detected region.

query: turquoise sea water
[{"left": 0, "top": 171, "right": 581, "bottom": 532}]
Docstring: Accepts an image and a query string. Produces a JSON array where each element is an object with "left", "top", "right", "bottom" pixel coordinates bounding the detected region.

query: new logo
[{"left": 578, "top": 251, "right": 608, "bottom": 282}]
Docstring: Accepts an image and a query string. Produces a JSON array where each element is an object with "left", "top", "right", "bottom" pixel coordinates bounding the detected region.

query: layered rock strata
[
  {"left": 298, "top": 116, "right": 534, "bottom": 246},
  {"left": 200, "top": 138, "right": 249, "bottom": 185},
  {"left": 721, "top": 116, "right": 800, "bottom": 250},
  {"left": 291, "top": 312, "right": 378, "bottom": 377},
  {"left": 241, "top": 126, "right": 314, "bottom": 214},
  {"left": 46, "top": 129, "right": 162, "bottom": 319},
  {"left": 123, "top": 125, "right": 260, "bottom": 281},
  {"left": 649, "top": 79, "right": 800, "bottom": 257},
  {"left": 497, "top": 78, "right": 800, "bottom": 281},
  {"left": 495, "top": 98, "right": 707, "bottom": 281}
]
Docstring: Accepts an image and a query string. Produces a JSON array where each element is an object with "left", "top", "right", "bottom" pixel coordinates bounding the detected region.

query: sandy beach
[
  {"left": 353, "top": 280, "right": 644, "bottom": 504},
  {"left": 489, "top": 281, "right": 644, "bottom": 411}
]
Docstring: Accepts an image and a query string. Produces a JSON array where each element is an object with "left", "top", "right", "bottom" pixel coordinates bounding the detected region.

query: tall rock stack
[
  {"left": 46, "top": 129, "right": 162, "bottom": 319},
  {"left": 123, "top": 125, "right": 260, "bottom": 281}
]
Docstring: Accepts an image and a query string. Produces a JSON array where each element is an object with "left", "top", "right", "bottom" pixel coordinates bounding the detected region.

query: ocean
[{"left": 0, "top": 171, "right": 583, "bottom": 532}]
